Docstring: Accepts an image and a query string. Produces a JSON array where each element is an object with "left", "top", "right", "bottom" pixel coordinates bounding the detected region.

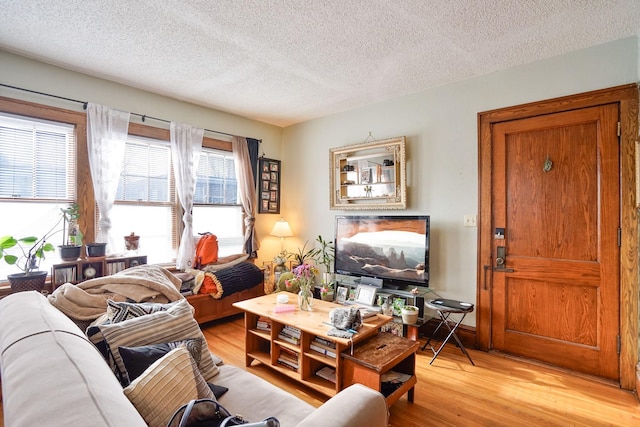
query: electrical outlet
[{"left": 464, "top": 214, "right": 477, "bottom": 227}]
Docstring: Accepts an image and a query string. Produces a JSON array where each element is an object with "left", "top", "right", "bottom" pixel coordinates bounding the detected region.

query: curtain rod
[{"left": 0, "top": 83, "right": 261, "bottom": 142}]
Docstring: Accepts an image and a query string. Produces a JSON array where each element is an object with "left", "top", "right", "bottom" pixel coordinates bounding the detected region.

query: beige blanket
[{"left": 48, "top": 265, "right": 183, "bottom": 321}]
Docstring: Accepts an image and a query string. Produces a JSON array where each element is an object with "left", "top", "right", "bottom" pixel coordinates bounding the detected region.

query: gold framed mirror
[{"left": 330, "top": 136, "right": 406, "bottom": 210}]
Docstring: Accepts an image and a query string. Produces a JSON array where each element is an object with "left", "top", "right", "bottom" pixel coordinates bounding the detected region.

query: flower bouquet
[{"left": 290, "top": 263, "right": 318, "bottom": 311}]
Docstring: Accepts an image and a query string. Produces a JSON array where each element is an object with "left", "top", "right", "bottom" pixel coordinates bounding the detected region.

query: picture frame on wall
[{"left": 258, "top": 158, "right": 281, "bottom": 214}]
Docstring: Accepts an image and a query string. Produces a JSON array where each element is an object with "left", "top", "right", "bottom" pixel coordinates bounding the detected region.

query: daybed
[
  {"left": 182, "top": 255, "right": 266, "bottom": 324},
  {"left": 0, "top": 267, "right": 389, "bottom": 427}
]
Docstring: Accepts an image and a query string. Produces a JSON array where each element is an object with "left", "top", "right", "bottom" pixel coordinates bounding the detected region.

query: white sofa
[{"left": 0, "top": 291, "right": 388, "bottom": 427}]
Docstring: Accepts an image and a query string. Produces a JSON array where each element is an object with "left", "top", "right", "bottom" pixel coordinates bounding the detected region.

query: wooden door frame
[{"left": 477, "top": 84, "right": 639, "bottom": 390}]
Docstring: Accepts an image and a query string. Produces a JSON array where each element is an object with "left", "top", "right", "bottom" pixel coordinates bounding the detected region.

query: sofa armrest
[{"left": 296, "top": 384, "right": 388, "bottom": 427}]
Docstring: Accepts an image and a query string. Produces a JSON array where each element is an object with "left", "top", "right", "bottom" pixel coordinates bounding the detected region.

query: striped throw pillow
[
  {"left": 97, "top": 298, "right": 219, "bottom": 384},
  {"left": 124, "top": 346, "right": 214, "bottom": 427}
]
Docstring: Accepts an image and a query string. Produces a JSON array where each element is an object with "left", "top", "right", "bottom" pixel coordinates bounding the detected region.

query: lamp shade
[{"left": 270, "top": 218, "right": 293, "bottom": 238}]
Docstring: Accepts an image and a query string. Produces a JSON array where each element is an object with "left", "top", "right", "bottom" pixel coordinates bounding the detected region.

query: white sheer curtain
[
  {"left": 86, "top": 103, "right": 130, "bottom": 255},
  {"left": 232, "top": 136, "right": 259, "bottom": 255},
  {"left": 171, "top": 122, "right": 203, "bottom": 270}
]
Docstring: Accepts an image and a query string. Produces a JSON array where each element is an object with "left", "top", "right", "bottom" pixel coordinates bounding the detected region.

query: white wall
[
  {"left": 281, "top": 37, "right": 639, "bottom": 326},
  {"left": 0, "top": 49, "right": 283, "bottom": 242}
]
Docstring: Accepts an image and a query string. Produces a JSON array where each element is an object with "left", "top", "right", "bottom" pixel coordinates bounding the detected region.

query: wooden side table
[{"left": 341, "top": 333, "right": 418, "bottom": 406}]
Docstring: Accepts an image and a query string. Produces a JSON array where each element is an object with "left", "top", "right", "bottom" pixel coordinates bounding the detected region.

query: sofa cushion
[
  {"left": 119, "top": 337, "right": 202, "bottom": 383},
  {"left": 214, "top": 365, "right": 314, "bottom": 426},
  {"left": 124, "top": 346, "right": 214, "bottom": 427},
  {"left": 96, "top": 298, "right": 219, "bottom": 384}
]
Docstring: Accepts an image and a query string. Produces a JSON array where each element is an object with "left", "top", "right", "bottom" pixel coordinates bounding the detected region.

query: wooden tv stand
[{"left": 233, "top": 292, "right": 392, "bottom": 397}]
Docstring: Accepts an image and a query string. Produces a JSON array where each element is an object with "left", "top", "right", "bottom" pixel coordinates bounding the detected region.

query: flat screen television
[{"left": 334, "top": 215, "right": 430, "bottom": 289}]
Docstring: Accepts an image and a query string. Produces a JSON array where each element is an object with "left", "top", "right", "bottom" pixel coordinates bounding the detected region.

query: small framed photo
[
  {"left": 336, "top": 286, "right": 349, "bottom": 303},
  {"left": 360, "top": 168, "right": 371, "bottom": 184},
  {"left": 355, "top": 285, "right": 377, "bottom": 306}
]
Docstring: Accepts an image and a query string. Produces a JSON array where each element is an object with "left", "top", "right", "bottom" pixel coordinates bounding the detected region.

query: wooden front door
[{"left": 485, "top": 103, "right": 620, "bottom": 380}]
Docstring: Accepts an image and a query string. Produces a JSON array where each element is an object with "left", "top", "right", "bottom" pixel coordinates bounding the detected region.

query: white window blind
[
  {"left": 193, "top": 147, "right": 243, "bottom": 255},
  {"left": 0, "top": 113, "right": 76, "bottom": 200},
  {"left": 195, "top": 148, "right": 238, "bottom": 205},
  {"left": 0, "top": 113, "right": 77, "bottom": 281},
  {"left": 110, "top": 135, "right": 175, "bottom": 262},
  {"left": 117, "top": 136, "right": 172, "bottom": 202}
]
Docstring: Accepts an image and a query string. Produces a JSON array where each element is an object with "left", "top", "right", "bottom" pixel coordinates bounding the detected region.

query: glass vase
[{"left": 298, "top": 287, "right": 314, "bottom": 311}]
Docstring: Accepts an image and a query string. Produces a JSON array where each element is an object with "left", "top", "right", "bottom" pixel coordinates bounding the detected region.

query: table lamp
[{"left": 270, "top": 217, "right": 293, "bottom": 253}]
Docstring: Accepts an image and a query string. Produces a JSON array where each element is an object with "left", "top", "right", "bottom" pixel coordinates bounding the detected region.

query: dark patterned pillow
[
  {"left": 119, "top": 338, "right": 203, "bottom": 385},
  {"left": 107, "top": 299, "right": 175, "bottom": 323}
]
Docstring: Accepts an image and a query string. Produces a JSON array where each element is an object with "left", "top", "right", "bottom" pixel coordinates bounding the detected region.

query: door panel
[{"left": 490, "top": 104, "right": 620, "bottom": 380}]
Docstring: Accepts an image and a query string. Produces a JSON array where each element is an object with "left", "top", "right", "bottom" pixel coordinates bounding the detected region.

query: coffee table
[{"left": 233, "top": 292, "right": 392, "bottom": 396}]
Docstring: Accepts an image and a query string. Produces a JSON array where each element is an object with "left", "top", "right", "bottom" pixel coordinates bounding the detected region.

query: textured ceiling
[{"left": 1, "top": 1, "right": 639, "bottom": 127}]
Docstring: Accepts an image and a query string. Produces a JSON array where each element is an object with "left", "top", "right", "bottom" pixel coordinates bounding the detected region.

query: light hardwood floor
[
  {"left": 2, "top": 314, "right": 639, "bottom": 427},
  {"left": 203, "top": 315, "right": 640, "bottom": 427}
]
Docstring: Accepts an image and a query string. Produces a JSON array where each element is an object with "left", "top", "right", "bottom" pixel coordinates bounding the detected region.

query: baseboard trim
[{"left": 419, "top": 317, "right": 476, "bottom": 349}]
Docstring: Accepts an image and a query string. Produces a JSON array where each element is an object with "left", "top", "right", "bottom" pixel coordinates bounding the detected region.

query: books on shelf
[
  {"left": 310, "top": 337, "right": 336, "bottom": 358},
  {"left": 278, "top": 332, "right": 300, "bottom": 345},
  {"left": 256, "top": 316, "right": 272, "bottom": 332},
  {"left": 283, "top": 325, "right": 301, "bottom": 338},
  {"left": 316, "top": 366, "right": 336, "bottom": 384},
  {"left": 54, "top": 266, "right": 77, "bottom": 283},
  {"left": 278, "top": 325, "right": 301, "bottom": 345},
  {"left": 277, "top": 347, "right": 299, "bottom": 371},
  {"left": 312, "top": 337, "right": 336, "bottom": 349},
  {"left": 107, "top": 261, "right": 126, "bottom": 275}
]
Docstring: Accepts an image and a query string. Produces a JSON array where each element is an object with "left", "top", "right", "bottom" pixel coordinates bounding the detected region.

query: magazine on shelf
[
  {"left": 381, "top": 370, "right": 412, "bottom": 383},
  {"left": 316, "top": 366, "right": 336, "bottom": 383}
]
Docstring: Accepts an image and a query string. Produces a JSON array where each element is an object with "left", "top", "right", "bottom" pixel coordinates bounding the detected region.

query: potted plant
[
  {"left": 0, "top": 231, "right": 57, "bottom": 292},
  {"left": 401, "top": 305, "right": 419, "bottom": 324},
  {"left": 292, "top": 241, "right": 319, "bottom": 267},
  {"left": 59, "top": 203, "right": 83, "bottom": 261},
  {"left": 314, "top": 235, "right": 335, "bottom": 300}
]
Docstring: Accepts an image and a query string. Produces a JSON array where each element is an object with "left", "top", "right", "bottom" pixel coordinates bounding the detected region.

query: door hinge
[
  {"left": 617, "top": 335, "right": 621, "bottom": 354},
  {"left": 617, "top": 121, "right": 621, "bottom": 137},
  {"left": 617, "top": 228, "right": 622, "bottom": 247}
]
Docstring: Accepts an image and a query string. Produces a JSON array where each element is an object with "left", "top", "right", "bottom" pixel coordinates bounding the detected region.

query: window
[
  {"left": 192, "top": 147, "right": 244, "bottom": 255},
  {"left": 110, "top": 135, "right": 175, "bottom": 263},
  {"left": 110, "top": 137, "right": 244, "bottom": 263},
  {"left": 0, "top": 112, "right": 77, "bottom": 280}
]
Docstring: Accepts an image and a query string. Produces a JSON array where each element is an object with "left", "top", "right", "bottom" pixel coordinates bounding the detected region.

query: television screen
[{"left": 334, "top": 215, "right": 430, "bottom": 288}]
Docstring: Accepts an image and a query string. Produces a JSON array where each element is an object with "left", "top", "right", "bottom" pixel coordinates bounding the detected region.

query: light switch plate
[{"left": 464, "top": 214, "right": 477, "bottom": 227}]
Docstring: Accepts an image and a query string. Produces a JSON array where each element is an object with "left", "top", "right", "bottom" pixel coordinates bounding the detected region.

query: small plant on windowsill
[{"left": 59, "top": 203, "right": 83, "bottom": 261}]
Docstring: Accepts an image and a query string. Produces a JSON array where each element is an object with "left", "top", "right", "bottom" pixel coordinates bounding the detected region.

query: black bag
[{"left": 167, "top": 398, "right": 280, "bottom": 427}]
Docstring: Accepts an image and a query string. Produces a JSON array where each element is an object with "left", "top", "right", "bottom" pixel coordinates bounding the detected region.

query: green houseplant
[
  {"left": 59, "top": 203, "right": 83, "bottom": 261},
  {"left": 314, "top": 235, "right": 335, "bottom": 301},
  {"left": 292, "top": 241, "right": 319, "bottom": 267},
  {"left": 0, "top": 233, "right": 57, "bottom": 292}
]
